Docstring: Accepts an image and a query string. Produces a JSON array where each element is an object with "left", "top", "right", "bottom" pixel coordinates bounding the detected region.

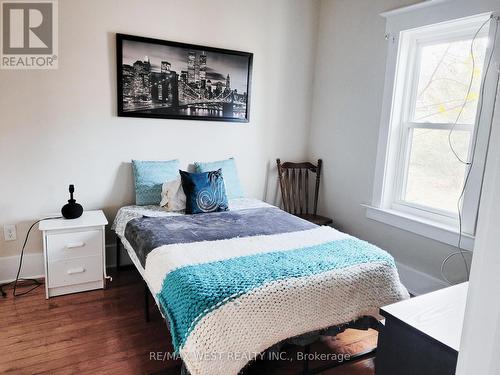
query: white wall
[
  {"left": 0, "top": 0, "right": 320, "bottom": 266},
  {"left": 457, "top": 77, "right": 500, "bottom": 375},
  {"left": 308, "top": 0, "right": 466, "bottom": 287}
]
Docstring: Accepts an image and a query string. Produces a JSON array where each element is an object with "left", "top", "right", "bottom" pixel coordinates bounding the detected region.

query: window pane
[
  {"left": 412, "top": 37, "right": 488, "bottom": 124},
  {"left": 403, "top": 129, "right": 470, "bottom": 213}
]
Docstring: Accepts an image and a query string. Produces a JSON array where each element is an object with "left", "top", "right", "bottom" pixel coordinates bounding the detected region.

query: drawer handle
[
  {"left": 66, "top": 242, "right": 86, "bottom": 249},
  {"left": 67, "top": 267, "right": 85, "bottom": 275}
]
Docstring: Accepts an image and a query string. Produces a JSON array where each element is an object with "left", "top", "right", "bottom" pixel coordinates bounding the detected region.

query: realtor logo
[{"left": 1, "top": 0, "right": 58, "bottom": 69}]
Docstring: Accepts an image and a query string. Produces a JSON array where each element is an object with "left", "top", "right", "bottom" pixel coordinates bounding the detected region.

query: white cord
[{"left": 441, "top": 15, "right": 499, "bottom": 284}]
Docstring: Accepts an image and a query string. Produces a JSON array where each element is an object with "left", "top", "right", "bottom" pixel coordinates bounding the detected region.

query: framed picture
[{"left": 116, "top": 33, "right": 252, "bottom": 123}]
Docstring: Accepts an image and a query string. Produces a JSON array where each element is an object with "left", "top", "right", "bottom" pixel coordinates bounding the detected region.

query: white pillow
[{"left": 160, "top": 177, "right": 186, "bottom": 211}]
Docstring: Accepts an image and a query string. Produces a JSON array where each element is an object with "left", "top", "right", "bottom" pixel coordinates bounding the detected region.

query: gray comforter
[{"left": 124, "top": 207, "right": 315, "bottom": 266}]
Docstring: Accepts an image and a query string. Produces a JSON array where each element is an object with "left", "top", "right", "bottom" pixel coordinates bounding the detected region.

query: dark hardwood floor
[{"left": 0, "top": 269, "right": 377, "bottom": 375}]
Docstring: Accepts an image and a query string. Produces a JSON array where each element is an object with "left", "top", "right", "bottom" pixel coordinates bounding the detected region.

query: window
[
  {"left": 368, "top": 12, "right": 500, "bottom": 249},
  {"left": 393, "top": 21, "right": 489, "bottom": 220}
]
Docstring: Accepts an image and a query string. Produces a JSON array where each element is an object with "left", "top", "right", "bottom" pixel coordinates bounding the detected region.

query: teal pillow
[
  {"left": 194, "top": 158, "right": 244, "bottom": 199},
  {"left": 132, "top": 159, "right": 180, "bottom": 205},
  {"left": 179, "top": 169, "right": 229, "bottom": 214}
]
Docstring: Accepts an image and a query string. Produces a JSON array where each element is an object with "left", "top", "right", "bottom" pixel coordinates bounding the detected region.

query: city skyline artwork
[{"left": 116, "top": 34, "right": 253, "bottom": 122}]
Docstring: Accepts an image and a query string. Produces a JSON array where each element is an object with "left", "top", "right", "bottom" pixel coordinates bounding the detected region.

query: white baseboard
[
  {"left": 0, "top": 253, "right": 45, "bottom": 284},
  {"left": 396, "top": 261, "right": 449, "bottom": 296},
  {"left": 0, "top": 244, "right": 133, "bottom": 283},
  {"left": 1, "top": 247, "right": 446, "bottom": 296}
]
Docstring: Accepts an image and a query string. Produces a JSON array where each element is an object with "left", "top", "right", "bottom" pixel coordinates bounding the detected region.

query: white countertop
[
  {"left": 38, "top": 210, "right": 108, "bottom": 231},
  {"left": 381, "top": 282, "right": 468, "bottom": 352}
]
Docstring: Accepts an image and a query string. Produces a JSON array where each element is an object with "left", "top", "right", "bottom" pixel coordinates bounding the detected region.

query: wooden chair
[{"left": 276, "top": 158, "right": 333, "bottom": 226}]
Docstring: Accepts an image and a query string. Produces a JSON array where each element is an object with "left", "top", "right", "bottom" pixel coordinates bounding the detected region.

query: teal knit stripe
[{"left": 157, "top": 237, "right": 395, "bottom": 351}]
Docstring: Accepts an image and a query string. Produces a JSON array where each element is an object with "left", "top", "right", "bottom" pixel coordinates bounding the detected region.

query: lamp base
[{"left": 61, "top": 200, "right": 83, "bottom": 219}]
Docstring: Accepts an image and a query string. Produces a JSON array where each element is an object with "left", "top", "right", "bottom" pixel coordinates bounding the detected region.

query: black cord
[{"left": 0, "top": 217, "right": 62, "bottom": 298}]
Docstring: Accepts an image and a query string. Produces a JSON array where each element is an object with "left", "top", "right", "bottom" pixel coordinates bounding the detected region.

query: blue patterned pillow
[
  {"left": 194, "top": 158, "right": 244, "bottom": 199},
  {"left": 179, "top": 169, "right": 229, "bottom": 214},
  {"left": 132, "top": 159, "right": 180, "bottom": 205}
]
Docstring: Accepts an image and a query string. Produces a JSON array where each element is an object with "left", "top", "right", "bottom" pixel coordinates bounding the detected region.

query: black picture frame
[{"left": 116, "top": 33, "right": 252, "bottom": 123}]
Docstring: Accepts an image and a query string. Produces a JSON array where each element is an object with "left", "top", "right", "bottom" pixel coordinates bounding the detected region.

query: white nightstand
[{"left": 39, "top": 210, "right": 108, "bottom": 299}]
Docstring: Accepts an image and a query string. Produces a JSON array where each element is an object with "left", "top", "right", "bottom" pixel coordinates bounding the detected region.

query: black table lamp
[{"left": 61, "top": 185, "right": 83, "bottom": 219}]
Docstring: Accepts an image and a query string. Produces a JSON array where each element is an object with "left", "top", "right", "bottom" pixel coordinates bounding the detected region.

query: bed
[{"left": 112, "top": 197, "right": 409, "bottom": 375}]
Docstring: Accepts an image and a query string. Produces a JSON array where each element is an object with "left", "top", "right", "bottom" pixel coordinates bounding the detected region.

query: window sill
[{"left": 363, "top": 205, "right": 474, "bottom": 251}]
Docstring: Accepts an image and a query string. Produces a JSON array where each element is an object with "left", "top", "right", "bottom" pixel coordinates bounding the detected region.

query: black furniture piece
[
  {"left": 61, "top": 184, "right": 83, "bottom": 219},
  {"left": 376, "top": 283, "right": 467, "bottom": 375},
  {"left": 276, "top": 159, "right": 333, "bottom": 226}
]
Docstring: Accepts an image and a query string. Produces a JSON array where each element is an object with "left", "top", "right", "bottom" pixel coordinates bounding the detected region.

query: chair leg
[
  {"left": 144, "top": 281, "right": 150, "bottom": 322},
  {"left": 116, "top": 235, "right": 121, "bottom": 273}
]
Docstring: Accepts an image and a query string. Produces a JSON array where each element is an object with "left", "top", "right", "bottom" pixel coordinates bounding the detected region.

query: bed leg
[
  {"left": 116, "top": 235, "right": 121, "bottom": 273},
  {"left": 302, "top": 344, "right": 310, "bottom": 375},
  {"left": 144, "top": 281, "right": 150, "bottom": 322}
]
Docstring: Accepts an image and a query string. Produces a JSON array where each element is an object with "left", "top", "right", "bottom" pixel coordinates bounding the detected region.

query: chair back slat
[
  {"left": 298, "top": 168, "right": 303, "bottom": 214},
  {"left": 279, "top": 165, "right": 288, "bottom": 212},
  {"left": 276, "top": 158, "right": 323, "bottom": 216},
  {"left": 305, "top": 169, "right": 309, "bottom": 214},
  {"left": 287, "top": 167, "right": 292, "bottom": 213}
]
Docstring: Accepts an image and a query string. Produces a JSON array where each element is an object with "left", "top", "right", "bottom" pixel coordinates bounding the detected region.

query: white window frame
[
  {"left": 367, "top": 2, "right": 500, "bottom": 251},
  {"left": 392, "top": 16, "right": 490, "bottom": 226}
]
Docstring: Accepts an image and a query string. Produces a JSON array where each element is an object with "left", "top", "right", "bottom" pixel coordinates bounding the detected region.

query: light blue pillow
[
  {"left": 132, "top": 159, "right": 180, "bottom": 205},
  {"left": 194, "top": 158, "right": 244, "bottom": 199}
]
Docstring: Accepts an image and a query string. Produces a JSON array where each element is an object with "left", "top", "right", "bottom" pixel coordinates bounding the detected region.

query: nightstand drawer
[
  {"left": 46, "top": 230, "right": 102, "bottom": 261},
  {"left": 48, "top": 255, "right": 102, "bottom": 288}
]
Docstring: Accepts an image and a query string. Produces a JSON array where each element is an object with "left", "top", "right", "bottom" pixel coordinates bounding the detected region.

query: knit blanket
[{"left": 144, "top": 225, "right": 409, "bottom": 375}]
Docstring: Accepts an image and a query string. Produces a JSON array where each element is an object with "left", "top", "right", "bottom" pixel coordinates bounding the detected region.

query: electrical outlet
[{"left": 3, "top": 224, "right": 16, "bottom": 241}]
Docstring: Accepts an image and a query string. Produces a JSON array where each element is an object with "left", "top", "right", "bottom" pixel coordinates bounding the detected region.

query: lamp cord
[{"left": 0, "top": 217, "right": 62, "bottom": 298}]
